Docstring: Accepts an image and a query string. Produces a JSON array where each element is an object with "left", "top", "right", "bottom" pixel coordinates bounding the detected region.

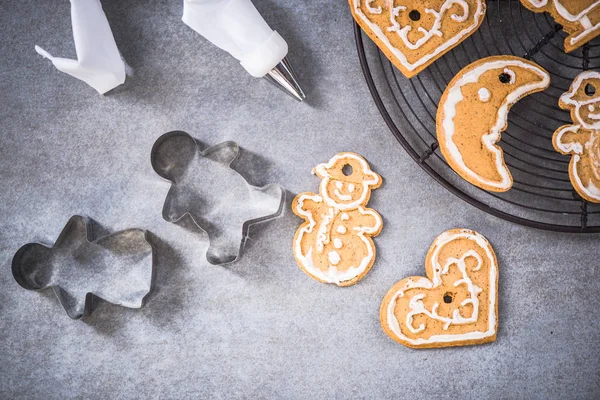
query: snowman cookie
[
  {"left": 520, "top": 1, "right": 600, "bottom": 53},
  {"left": 553, "top": 71, "right": 600, "bottom": 203},
  {"left": 349, "top": 0, "right": 486, "bottom": 78},
  {"left": 293, "top": 153, "right": 382, "bottom": 286},
  {"left": 380, "top": 229, "right": 498, "bottom": 348},
  {"left": 437, "top": 56, "right": 550, "bottom": 192}
]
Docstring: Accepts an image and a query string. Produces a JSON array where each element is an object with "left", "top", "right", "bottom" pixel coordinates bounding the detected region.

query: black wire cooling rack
[{"left": 354, "top": 0, "right": 600, "bottom": 233}]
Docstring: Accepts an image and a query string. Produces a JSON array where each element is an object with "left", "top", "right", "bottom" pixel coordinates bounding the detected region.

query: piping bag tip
[{"left": 263, "top": 57, "right": 306, "bottom": 102}]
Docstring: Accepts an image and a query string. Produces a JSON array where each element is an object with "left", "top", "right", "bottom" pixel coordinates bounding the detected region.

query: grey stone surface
[{"left": 1, "top": 0, "right": 599, "bottom": 399}]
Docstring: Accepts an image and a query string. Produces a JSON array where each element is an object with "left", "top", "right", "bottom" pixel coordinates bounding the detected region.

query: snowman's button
[
  {"left": 341, "top": 213, "right": 349, "bottom": 221},
  {"left": 328, "top": 251, "right": 341, "bottom": 265},
  {"left": 334, "top": 238, "right": 342, "bottom": 249},
  {"left": 337, "top": 225, "right": 347, "bottom": 234}
]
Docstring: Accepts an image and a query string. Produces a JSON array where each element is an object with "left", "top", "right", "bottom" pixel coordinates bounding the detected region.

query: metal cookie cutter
[
  {"left": 151, "top": 130, "right": 285, "bottom": 265},
  {"left": 12, "top": 215, "right": 155, "bottom": 320}
]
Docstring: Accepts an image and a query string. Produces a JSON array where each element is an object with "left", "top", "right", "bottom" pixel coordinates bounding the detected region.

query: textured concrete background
[{"left": 1, "top": 1, "right": 599, "bottom": 399}]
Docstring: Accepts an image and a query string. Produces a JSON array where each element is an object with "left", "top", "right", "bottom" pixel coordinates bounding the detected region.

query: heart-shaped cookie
[
  {"left": 349, "top": 0, "right": 486, "bottom": 78},
  {"left": 380, "top": 229, "right": 498, "bottom": 348}
]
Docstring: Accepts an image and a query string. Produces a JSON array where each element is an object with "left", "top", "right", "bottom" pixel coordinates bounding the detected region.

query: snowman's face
[
  {"left": 562, "top": 76, "right": 600, "bottom": 129},
  {"left": 324, "top": 178, "right": 368, "bottom": 208},
  {"left": 576, "top": 99, "right": 600, "bottom": 130}
]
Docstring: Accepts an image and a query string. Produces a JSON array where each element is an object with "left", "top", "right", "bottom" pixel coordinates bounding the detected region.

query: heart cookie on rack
[
  {"left": 380, "top": 229, "right": 498, "bottom": 348},
  {"left": 553, "top": 71, "right": 600, "bottom": 203},
  {"left": 437, "top": 56, "right": 550, "bottom": 192},
  {"left": 349, "top": 0, "right": 486, "bottom": 78},
  {"left": 520, "top": 0, "right": 600, "bottom": 53},
  {"left": 293, "top": 153, "right": 382, "bottom": 286}
]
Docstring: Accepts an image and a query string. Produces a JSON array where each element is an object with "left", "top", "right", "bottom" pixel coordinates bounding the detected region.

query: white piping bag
[
  {"left": 182, "top": 0, "right": 305, "bottom": 101},
  {"left": 34, "top": 0, "right": 126, "bottom": 95}
]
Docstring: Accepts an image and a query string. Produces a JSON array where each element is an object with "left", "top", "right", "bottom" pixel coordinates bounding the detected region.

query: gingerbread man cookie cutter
[
  {"left": 293, "top": 152, "right": 383, "bottom": 286},
  {"left": 151, "top": 131, "right": 285, "bottom": 265},
  {"left": 12, "top": 215, "right": 155, "bottom": 320},
  {"left": 553, "top": 70, "right": 600, "bottom": 203}
]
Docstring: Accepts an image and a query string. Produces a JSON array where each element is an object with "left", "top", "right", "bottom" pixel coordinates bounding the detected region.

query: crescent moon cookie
[
  {"left": 380, "top": 229, "right": 498, "bottom": 348},
  {"left": 349, "top": 0, "right": 486, "bottom": 78},
  {"left": 553, "top": 71, "right": 600, "bottom": 203},
  {"left": 292, "top": 153, "right": 383, "bottom": 286},
  {"left": 437, "top": 56, "right": 550, "bottom": 192},
  {"left": 520, "top": 1, "right": 600, "bottom": 53}
]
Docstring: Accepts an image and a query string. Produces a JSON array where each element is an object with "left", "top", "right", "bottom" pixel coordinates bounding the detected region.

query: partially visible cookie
[
  {"left": 380, "top": 229, "right": 498, "bottom": 348},
  {"left": 553, "top": 70, "right": 600, "bottom": 203},
  {"left": 520, "top": 1, "right": 600, "bottom": 53},
  {"left": 349, "top": 0, "right": 486, "bottom": 78},
  {"left": 293, "top": 153, "right": 382, "bottom": 286},
  {"left": 436, "top": 55, "right": 550, "bottom": 192}
]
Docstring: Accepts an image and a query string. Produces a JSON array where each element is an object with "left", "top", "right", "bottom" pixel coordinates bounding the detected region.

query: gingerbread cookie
[
  {"left": 437, "top": 56, "right": 550, "bottom": 192},
  {"left": 553, "top": 71, "right": 600, "bottom": 203},
  {"left": 293, "top": 153, "right": 382, "bottom": 286},
  {"left": 349, "top": 0, "right": 486, "bottom": 78},
  {"left": 380, "top": 229, "right": 498, "bottom": 348},
  {"left": 520, "top": 1, "right": 600, "bottom": 53}
]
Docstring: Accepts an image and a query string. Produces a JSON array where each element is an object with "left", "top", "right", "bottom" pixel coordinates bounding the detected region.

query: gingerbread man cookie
[
  {"left": 380, "top": 229, "right": 498, "bottom": 348},
  {"left": 437, "top": 56, "right": 550, "bottom": 192},
  {"left": 349, "top": 0, "right": 486, "bottom": 78},
  {"left": 553, "top": 71, "right": 600, "bottom": 203},
  {"left": 293, "top": 153, "right": 382, "bottom": 286},
  {"left": 520, "top": 1, "right": 600, "bottom": 52}
]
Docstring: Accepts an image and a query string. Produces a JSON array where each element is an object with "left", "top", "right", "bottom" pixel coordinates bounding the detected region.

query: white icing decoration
[
  {"left": 589, "top": 104, "right": 595, "bottom": 112},
  {"left": 348, "top": 183, "right": 355, "bottom": 192},
  {"left": 405, "top": 250, "right": 483, "bottom": 333},
  {"left": 313, "top": 153, "right": 380, "bottom": 210},
  {"left": 294, "top": 154, "right": 382, "bottom": 285},
  {"left": 334, "top": 238, "right": 343, "bottom": 249},
  {"left": 526, "top": 0, "right": 600, "bottom": 22},
  {"left": 366, "top": 0, "right": 382, "bottom": 14},
  {"left": 328, "top": 251, "right": 341, "bottom": 265},
  {"left": 478, "top": 87, "right": 491, "bottom": 102},
  {"left": 560, "top": 71, "right": 600, "bottom": 130},
  {"left": 387, "top": 1, "right": 469, "bottom": 50},
  {"left": 353, "top": 0, "right": 485, "bottom": 72},
  {"left": 294, "top": 206, "right": 381, "bottom": 285},
  {"left": 440, "top": 58, "right": 550, "bottom": 190},
  {"left": 316, "top": 208, "right": 334, "bottom": 252},
  {"left": 386, "top": 230, "right": 497, "bottom": 345},
  {"left": 503, "top": 68, "right": 516, "bottom": 84},
  {"left": 334, "top": 190, "right": 353, "bottom": 201},
  {"left": 524, "top": 1, "right": 600, "bottom": 47},
  {"left": 554, "top": 125, "right": 600, "bottom": 201}
]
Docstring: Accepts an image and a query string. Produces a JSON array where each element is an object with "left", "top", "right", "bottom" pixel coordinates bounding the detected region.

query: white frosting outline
[
  {"left": 405, "top": 250, "right": 482, "bottom": 333},
  {"left": 294, "top": 202, "right": 382, "bottom": 285},
  {"left": 440, "top": 58, "right": 550, "bottom": 190},
  {"left": 313, "top": 153, "right": 380, "bottom": 211},
  {"left": 525, "top": 0, "right": 600, "bottom": 22},
  {"left": 524, "top": 1, "right": 600, "bottom": 47},
  {"left": 387, "top": 1, "right": 470, "bottom": 50},
  {"left": 352, "top": 0, "right": 485, "bottom": 72},
  {"left": 294, "top": 154, "right": 382, "bottom": 285},
  {"left": 560, "top": 70, "right": 600, "bottom": 130},
  {"left": 386, "top": 229, "right": 497, "bottom": 345},
  {"left": 554, "top": 125, "right": 600, "bottom": 201}
]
